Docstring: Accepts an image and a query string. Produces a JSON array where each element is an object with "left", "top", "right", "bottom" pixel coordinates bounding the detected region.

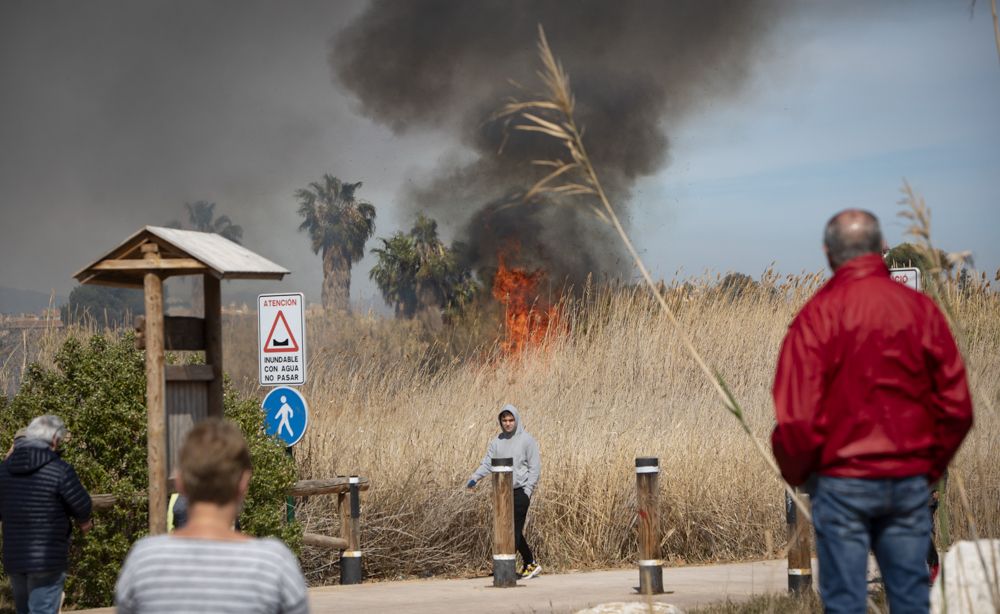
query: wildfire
[{"left": 491, "top": 249, "right": 561, "bottom": 355}]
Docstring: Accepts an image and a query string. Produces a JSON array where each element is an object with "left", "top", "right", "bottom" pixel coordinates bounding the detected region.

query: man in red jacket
[{"left": 772, "top": 210, "right": 972, "bottom": 614}]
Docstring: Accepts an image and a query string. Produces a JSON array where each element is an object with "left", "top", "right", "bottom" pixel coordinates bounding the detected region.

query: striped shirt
[{"left": 115, "top": 535, "right": 308, "bottom": 614}]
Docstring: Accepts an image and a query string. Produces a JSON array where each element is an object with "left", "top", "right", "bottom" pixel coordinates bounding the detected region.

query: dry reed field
[
  {"left": 3, "top": 272, "right": 996, "bottom": 587},
  {"left": 223, "top": 273, "right": 999, "bottom": 584}
]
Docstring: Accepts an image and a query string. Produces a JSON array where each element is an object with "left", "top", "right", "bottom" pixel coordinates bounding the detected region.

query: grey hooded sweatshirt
[{"left": 469, "top": 404, "right": 541, "bottom": 496}]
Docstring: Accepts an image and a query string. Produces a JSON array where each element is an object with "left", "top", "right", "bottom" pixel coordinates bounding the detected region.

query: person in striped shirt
[{"left": 115, "top": 419, "right": 308, "bottom": 613}]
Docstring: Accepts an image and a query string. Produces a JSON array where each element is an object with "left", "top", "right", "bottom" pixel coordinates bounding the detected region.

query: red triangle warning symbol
[{"left": 263, "top": 311, "right": 300, "bottom": 353}]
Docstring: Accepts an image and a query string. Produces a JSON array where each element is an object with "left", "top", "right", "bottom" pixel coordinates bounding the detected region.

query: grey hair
[
  {"left": 24, "top": 415, "right": 68, "bottom": 445},
  {"left": 823, "top": 210, "right": 883, "bottom": 270}
]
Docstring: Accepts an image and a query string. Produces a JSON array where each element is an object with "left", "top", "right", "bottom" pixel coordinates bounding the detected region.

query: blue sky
[{"left": 632, "top": 3, "right": 1000, "bottom": 280}]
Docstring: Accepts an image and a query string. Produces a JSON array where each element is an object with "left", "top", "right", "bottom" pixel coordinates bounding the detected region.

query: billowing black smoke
[{"left": 332, "top": 0, "right": 779, "bottom": 287}]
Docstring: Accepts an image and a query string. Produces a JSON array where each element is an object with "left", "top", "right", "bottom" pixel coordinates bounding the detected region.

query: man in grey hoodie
[{"left": 467, "top": 403, "right": 542, "bottom": 579}]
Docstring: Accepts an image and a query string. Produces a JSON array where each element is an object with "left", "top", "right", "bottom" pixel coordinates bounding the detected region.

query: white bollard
[{"left": 931, "top": 539, "right": 1000, "bottom": 614}]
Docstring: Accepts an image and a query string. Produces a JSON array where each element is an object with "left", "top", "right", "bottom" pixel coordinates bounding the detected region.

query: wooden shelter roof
[{"left": 74, "top": 225, "right": 290, "bottom": 288}]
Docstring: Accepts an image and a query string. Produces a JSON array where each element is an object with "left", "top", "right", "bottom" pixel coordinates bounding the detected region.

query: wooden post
[
  {"left": 491, "top": 457, "right": 517, "bottom": 588},
  {"left": 340, "top": 476, "right": 363, "bottom": 584},
  {"left": 142, "top": 243, "right": 168, "bottom": 535},
  {"left": 203, "top": 274, "right": 223, "bottom": 419},
  {"left": 786, "top": 489, "right": 812, "bottom": 594},
  {"left": 285, "top": 448, "right": 296, "bottom": 524},
  {"left": 636, "top": 457, "right": 664, "bottom": 594}
]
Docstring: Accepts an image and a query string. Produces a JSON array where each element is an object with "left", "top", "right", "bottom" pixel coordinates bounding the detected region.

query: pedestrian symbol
[
  {"left": 275, "top": 396, "right": 294, "bottom": 437},
  {"left": 261, "top": 386, "right": 309, "bottom": 447},
  {"left": 263, "top": 311, "right": 300, "bottom": 353}
]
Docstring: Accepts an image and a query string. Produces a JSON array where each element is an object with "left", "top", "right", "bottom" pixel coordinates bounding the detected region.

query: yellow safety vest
[{"left": 167, "top": 493, "right": 180, "bottom": 532}]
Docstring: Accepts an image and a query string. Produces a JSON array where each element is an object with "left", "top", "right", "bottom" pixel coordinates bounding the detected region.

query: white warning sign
[
  {"left": 890, "top": 267, "right": 921, "bottom": 292},
  {"left": 258, "top": 292, "right": 306, "bottom": 386}
]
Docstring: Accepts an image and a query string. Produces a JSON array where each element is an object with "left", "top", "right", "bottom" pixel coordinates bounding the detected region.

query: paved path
[{"left": 78, "top": 559, "right": 803, "bottom": 613}]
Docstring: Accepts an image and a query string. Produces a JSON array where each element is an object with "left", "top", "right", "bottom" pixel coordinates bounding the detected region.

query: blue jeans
[
  {"left": 812, "top": 475, "right": 931, "bottom": 614},
  {"left": 9, "top": 570, "right": 66, "bottom": 614}
]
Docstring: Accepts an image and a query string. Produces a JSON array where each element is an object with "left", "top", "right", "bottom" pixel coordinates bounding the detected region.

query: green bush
[{"left": 0, "top": 333, "right": 300, "bottom": 608}]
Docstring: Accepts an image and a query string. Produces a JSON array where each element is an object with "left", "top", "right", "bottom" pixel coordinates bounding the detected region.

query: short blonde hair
[{"left": 179, "top": 419, "right": 252, "bottom": 505}]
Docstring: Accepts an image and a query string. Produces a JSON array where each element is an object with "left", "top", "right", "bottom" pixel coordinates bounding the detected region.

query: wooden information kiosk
[{"left": 74, "top": 226, "right": 289, "bottom": 534}]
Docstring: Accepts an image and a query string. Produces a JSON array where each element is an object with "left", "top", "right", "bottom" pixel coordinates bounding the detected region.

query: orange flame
[{"left": 491, "top": 249, "right": 561, "bottom": 355}]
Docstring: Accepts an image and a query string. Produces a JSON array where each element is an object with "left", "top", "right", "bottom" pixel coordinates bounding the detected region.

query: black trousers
[{"left": 513, "top": 487, "right": 534, "bottom": 566}]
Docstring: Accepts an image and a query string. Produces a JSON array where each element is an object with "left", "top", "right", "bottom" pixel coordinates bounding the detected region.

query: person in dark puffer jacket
[{"left": 0, "top": 415, "right": 92, "bottom": 614}]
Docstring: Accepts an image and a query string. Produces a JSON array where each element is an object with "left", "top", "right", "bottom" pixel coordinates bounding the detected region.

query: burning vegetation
[{"left": 491, "top": 246, "right": 562, "bottom": 355}]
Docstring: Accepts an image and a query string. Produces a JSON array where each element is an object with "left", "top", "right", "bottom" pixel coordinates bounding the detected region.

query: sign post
[
  {"left": 258, "top": 293, "right": 306, "bottom": 386},
  {"left": 258, "top": 293, "right": 307, "bottom": 524},
  {"left": 261, "top": 386, "right": 308, "bottom": 522}
]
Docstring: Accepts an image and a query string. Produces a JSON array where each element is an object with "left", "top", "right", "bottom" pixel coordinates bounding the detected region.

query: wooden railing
[{"left": 92, "top": 475, "right": 370, "bottom": 584}]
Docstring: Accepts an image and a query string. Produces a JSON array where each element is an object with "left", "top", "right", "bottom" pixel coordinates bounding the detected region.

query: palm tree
[
  {"left": 370, "top": 233, "right": 419, "bottom": 318},
  {"left": 295, "top": 175, "right": 376, "bottom": 313},
  {"left": 370, "top": 214, "right": 476, "bottom": 319},
  {"left": 167, "top": 200, "right": 244, "bottom": 314},
  {"left": 171, "top": 201, "right": 243, "bottom": 244}
]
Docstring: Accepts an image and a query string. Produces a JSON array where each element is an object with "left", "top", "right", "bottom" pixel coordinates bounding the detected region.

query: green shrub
[{"left": 0, "top": 333, "right": 300, "bottom": 608}]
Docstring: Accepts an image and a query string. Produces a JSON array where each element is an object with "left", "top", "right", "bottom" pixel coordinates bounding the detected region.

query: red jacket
[{"left": 771, "top": 253, "right": 972, "bottom": 486}]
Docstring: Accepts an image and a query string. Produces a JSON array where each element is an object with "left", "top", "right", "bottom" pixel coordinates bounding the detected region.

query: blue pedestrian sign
[{"left": 261, "top": 387, "right": 309, "bottom": 447}]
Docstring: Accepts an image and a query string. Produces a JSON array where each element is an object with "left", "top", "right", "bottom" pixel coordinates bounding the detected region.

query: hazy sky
[
  {"left": 636, "top": 2, "right": 1000, "bottom": 280},
  {"left": 1, "top": 1, "right": 997, "bottom": 309}
]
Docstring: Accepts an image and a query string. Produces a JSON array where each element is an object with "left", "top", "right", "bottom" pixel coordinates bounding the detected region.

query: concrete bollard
[
  {"left": 340, "top": 476, "right": 363, "bottom": 585},
  {"left": 491, "top": 457, "right": 517, "bottom": 587},
  {"left": 636, "top": 457, "right": 664, "bottom": 595}
]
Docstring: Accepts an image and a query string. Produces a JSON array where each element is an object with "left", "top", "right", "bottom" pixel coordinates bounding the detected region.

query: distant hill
[{"left": 0, "top": 286, "right": 67, "bottom": 314}]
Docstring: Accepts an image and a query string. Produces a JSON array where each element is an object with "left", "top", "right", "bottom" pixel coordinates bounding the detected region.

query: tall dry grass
[
  {"left": 3, "top": 272, "right": 996, "bottom": 586},
  {"left": 0, "top": 321, "right": 108, "bottom": 395},
  {"left": 270, "top": 274, "right": 1000, "bottom": 584},
  {"left": 935, "top": 281, "right": 1000, "bottom": 540}
]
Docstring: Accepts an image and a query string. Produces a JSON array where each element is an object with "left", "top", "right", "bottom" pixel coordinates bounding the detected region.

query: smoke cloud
[
  {"left": 0, "top": 0, "right": 786, "bottom": 309},
  {"left": 332, "top": 0, "right": 781, "bottom": 287},
  {"left": 0, "top": 0, "right": 403, "bottom": 306}
]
